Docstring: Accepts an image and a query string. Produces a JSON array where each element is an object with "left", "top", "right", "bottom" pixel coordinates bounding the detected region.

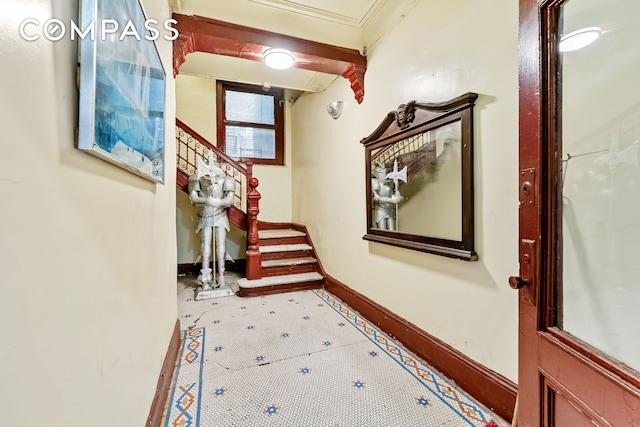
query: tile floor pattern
[{"left": 164, "top": 273, "right": 507, "bottom": 427}]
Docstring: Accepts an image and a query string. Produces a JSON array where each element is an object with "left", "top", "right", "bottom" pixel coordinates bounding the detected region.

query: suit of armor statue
[
  {"left": 371, "top": 163, "right": 404, "bottom": 231},
  {"left": 189, "top": 153, "right": 236, "bottom": 289}
]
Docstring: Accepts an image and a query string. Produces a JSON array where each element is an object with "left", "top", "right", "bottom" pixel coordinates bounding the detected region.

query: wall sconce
[
  {"left": 327, "top": 101, "right": 343, "bottom": 119},
  {"left": 263, "top": 48, "right": 295, "bottom": 69}
]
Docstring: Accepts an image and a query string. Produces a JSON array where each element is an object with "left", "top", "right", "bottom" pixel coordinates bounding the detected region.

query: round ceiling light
[
  {"left": 263, "top": 48, "right": 295, "bottom": 69},
  {"left": 559, "top": 27, "right": 602, "bottom": 52}
]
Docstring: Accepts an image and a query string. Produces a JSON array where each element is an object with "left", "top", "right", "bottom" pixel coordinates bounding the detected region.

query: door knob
[{"left": 509, "top": 276, "right": 529, "bottom": 289}]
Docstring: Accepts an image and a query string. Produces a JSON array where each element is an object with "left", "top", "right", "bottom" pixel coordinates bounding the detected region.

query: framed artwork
[
  {"left": 361, "top": 93, "right": 478, "bottom": 261},
  {"left": 77, "top": 0, "right": 166, "bottom": 183}
]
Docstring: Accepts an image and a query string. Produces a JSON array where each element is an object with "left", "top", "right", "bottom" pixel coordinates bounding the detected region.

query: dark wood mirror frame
[{"left": 361, "top": 92, "right": 478, "bottom": 261}]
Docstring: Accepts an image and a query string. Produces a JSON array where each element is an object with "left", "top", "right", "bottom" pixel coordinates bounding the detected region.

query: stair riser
[
  {"left": 259, "top": 236, "right": 307, "bottom": 246},
  {"left": 238, "top": 280, "right": 324, "bottom": 297},
  {"left": 262, "top": 263, "right": 318, "bottom": 277},
  {"left": 261, "top": 250, "right": 314, "bottom": 261}
]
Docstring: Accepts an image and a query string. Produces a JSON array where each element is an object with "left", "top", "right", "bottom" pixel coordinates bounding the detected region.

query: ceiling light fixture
[
  {"left": 559, "top": 27, "right": 602, "bottom": 52},
  {"left": 263, "top": 48, "right": 295, "bottom": 69}
]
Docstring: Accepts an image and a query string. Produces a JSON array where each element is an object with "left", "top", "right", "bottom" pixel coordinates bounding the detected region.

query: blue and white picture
[{"left": 78, "top": 0, "right": 166, "bottom": 183}]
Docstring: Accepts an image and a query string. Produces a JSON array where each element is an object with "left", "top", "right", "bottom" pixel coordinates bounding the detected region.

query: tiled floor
[{"left": 163, "top": 272, "right": 508, "bottom": 427}]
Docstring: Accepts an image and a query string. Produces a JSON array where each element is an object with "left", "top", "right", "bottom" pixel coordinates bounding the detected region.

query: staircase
[
  {"left": 176, "top": 118, "right": 325, "bottom": 294},
  {"left": 238, "top": 224, "right": 324, "bottom": 297}
]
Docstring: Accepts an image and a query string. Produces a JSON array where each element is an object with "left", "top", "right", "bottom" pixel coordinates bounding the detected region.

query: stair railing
[{"left": 175, "top": 118, "right": 262, "bottom": 280}]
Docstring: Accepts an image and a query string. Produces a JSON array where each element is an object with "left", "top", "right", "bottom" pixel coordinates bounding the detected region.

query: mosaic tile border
[
  {"left": 313, "top": 289, "right": 497, "bottom": 427},
  {"left": 164, "top": 328, "right": 206, "bottom": 427}
]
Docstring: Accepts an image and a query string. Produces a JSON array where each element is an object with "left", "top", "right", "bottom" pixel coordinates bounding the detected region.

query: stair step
[
  {"left": 238, "top": 272, "right": 323, "bottom": 290},
  {"left": 262, "top": 257, "right": 317, "bottom": 268},
  {"left": 259, "top": 243, "right": 312, "bottom": 253},
  {"left": 258, "top": 229, "right": 306, "bottom": 239}
]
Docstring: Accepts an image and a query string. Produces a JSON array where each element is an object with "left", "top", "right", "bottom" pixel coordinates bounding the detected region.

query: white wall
[
  {"left": 290, "top": 0, "right": 519, "bottom": 382},
  {"left": 0, "top": 1, "right": 177, "bottom": 426},
  {"left": 176, "top": 74, "right": 293, "bottom": 263}
]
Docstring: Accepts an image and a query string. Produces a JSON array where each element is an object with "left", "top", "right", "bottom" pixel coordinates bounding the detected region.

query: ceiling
[{"left": 170, "top": 0, "right": 421, "bottom": 95}]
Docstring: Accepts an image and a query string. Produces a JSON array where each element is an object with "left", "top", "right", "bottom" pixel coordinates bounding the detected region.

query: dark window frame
[{"left": 216, "top": 80, "right": 285, "bottom": 166}]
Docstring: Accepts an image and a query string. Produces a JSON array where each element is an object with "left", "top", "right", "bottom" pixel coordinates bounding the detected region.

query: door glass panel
[{"left": 560, "top": 0, "right": 640, "bottom": 371}]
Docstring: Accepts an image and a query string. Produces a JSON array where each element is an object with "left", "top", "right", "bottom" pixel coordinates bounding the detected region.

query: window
[{"left": 216, "top": 81, "right": 285, "bottom": 165}]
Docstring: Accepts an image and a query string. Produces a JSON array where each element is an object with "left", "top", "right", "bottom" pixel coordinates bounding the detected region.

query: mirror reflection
[
  {"left": 370, "top": 121, "right": 462, "bottom": 240},
  {"left": 361, "top": 93, "right": 477, "bottom": 261}
]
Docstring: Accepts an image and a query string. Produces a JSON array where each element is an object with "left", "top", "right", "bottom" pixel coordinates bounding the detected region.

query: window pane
[
  {"left": 225, "top": 91, "right": 275, "bottom": 125},
  {"left": 226, "top": 126, "right": 275, "bottom": 159},
  {"left": 560, "top": 0, "right": 640, "bottom": 371}
]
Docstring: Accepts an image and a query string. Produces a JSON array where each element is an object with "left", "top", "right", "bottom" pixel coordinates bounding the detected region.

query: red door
[{"left": 517, "top": 0, "right": 640, "bottom": 425}]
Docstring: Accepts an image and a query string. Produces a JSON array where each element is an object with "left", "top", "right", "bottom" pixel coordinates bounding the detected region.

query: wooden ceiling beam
[{"left": 172, "top": 13, "right": 367, "bottom": 103}]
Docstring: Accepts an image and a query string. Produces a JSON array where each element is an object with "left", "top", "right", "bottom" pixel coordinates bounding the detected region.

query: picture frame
[
  {"left": 361, "top": 93, "right": 478, "bottom": 261},
  {"left": 77, "top": 0, "right": 166, "bottom": 183}
]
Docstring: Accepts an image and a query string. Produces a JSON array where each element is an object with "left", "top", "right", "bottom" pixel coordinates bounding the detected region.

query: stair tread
[
  {"left": 258, "top": 229, "right": 306, "bottom": 239},
  {"left": 262, "top": 257, "right": 317, "bottom": 267},
  {"left": 259, "top": 243, "right": 312, "bottom": 253},
  {"left": 238, "top": 272, "right": 323, "bottom": 288}
]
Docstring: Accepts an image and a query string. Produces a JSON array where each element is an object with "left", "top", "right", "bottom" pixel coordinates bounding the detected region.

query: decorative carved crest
[{"left": 395, "top": 102, "right": 416, "bottom": 129}]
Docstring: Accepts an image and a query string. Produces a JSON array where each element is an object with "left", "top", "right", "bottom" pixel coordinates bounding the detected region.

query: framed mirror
[{"left": 361, "top": 92, "right": 478, "bottom": 261}]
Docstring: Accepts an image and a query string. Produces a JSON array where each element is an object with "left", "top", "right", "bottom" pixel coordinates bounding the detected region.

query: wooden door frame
[
  {"left": 518, "top": 1, "right": 640, "bottom": 425},
  {"left": 517, "top": 1, "right": 546, "bottom": 425}
]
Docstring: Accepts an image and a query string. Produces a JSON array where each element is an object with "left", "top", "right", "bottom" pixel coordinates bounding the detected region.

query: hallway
[{"left": 162, "top": 275, "right": 507, "bottom": 426}]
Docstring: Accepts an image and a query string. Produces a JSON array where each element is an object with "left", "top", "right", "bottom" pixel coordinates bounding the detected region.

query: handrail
[
  {"left": 371, "top": 132, "right": 436, "bottom": 183},
  {"left": 176, "top": 118, "right": 249, "bottom": 212},
  {"left": 177, "top": 119, "right": 248, "bottom": 175},
  {"left": 175, "top": 118, "right": 262, "bottom": 280}
]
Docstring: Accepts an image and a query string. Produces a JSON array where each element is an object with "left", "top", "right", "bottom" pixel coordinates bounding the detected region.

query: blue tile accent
[
  {"left": 164, "top": 328, "right": 205, "bottom": 427},
  {"left": 314, "top": 290, "right": 492, "bottom": 427},
  {"left": 417, "top": 397, "right": 429, "bottom": 406},
  {"left": 265, "top": 405, "right": 278, "bottom": 415}
]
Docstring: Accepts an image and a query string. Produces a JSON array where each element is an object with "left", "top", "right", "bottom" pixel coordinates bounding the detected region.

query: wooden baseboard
[
  {"left": 146, "top": 319, "right": 181, "bottom": 427},
  {"left": 324, "top": 275, "right": 517, "bottom": 422},
  {"left": 178, "top": 259, "right": 246, "bottom": 276}
]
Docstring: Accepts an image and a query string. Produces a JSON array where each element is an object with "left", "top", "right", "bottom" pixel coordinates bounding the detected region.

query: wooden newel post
[{"left": 245, "top": 176, "right": 262, "bottom": 280}]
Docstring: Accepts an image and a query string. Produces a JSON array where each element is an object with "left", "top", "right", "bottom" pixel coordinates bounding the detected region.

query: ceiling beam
[{"left": 172, "top": 13, "right": 367, "bottom": 103}]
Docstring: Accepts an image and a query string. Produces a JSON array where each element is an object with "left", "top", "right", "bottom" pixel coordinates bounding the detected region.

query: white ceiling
[{"left": 172, "top": 0, "right": 422, "bottom": 93}]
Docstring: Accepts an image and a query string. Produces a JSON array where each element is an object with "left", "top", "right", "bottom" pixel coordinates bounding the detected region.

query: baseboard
[
  {"left": 324, "top": 275, "right": 517, "bottom": 422},
  {"left": 146, "top": 319, "right": 181, "bottom": 427},
  {"left": 178, "top": 259, "right": 246, "bottom": 276}
]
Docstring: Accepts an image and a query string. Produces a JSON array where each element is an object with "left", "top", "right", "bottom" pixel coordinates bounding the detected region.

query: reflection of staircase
[
  {"left": 238, "top": 224, "right": 324, "bottom": 297},
  {"left": 373, "top": 132, "right": 437, "bottom": 186},
  {"left": 397, "top": 141, "right": 436, "bottom": 181}
]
